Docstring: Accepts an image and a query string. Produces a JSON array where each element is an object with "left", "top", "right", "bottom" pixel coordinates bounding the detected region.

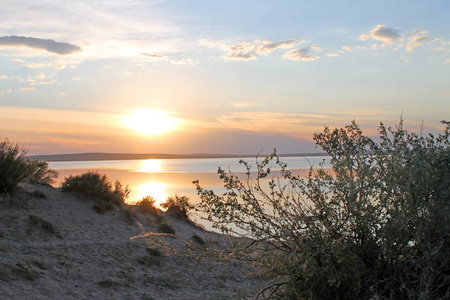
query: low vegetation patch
[{"left": 61, "top": 171, "right": 130, "bottom": 213}]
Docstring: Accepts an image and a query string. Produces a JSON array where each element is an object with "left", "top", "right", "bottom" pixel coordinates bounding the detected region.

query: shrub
[
  {"left": 161, "top": 195, "right": 193, "bottom": 220},
  {"left": 23, "top": 160, "right": 58, "bottom": 185},
  {"left": 195, "top": 119, "right": 450, "bottom": 299},
  {"left": 61, "top": 171, "right": 130, "bottom": 213},
  {"left": 137, "top": 196, "right": 159, "bottom": 216},
  {"left": 0, "top": 138, "right": 57, "bottom": 193}
]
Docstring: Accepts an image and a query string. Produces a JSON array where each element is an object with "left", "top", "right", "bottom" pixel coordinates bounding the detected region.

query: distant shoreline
[{"left": 29, "top": 152, "right": 329, "bottom": 162}]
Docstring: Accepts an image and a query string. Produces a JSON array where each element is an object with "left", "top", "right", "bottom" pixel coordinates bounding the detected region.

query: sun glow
[
  {"left": 135, "top": 181, "right": 168, "bottom": 207},
  {"left": 124, "top": 109, "right": 178, "bottom": 136}
]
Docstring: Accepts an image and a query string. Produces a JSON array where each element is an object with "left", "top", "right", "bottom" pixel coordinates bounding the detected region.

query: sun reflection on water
[{"left": 134, "top": 181, "right": 168, "bottom": 207}]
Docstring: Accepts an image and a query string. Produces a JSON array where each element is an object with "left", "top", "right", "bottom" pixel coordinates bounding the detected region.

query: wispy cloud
[
  {"left": 406, "top": 31, "right": 430, "bottom": 52},
  {"left": 203, "top": 39, "right": 300, "bottom": 61},
  {"left": 226, "top": 52, "right": 257, "bottom": 60},
  {"left": 20, "top": 87, "right": 36, "bottom": 91},
  {"left": 140, "top": 53, "right": 168, "bottom": 61},
  {"left": 254, "top": 39, "right": 298, "bottom": 55},
  {"left": 24, "top": 62, "right": 53, "bottom": 68},
  {"left": 283, "top": 47, "right": 320, "bottom": 61},
  {"left": 0, "top": 36, "right": 81, "bottom": 55}
]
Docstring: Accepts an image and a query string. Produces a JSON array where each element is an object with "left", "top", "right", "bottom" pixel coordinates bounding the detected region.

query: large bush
[
  {"left": 0, "top": 138, "right": 58, "bottom": 193},
  {"left": 62, "top": 171, "right": 130, "bottom": 213},
  {"left": 195, "top": 120, "right": 450, "bottom": 299}
]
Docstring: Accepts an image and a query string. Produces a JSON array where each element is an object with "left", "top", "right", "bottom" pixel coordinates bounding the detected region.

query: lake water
[{"left": 50, "top": 155, "right": 331, "bottom": 208}]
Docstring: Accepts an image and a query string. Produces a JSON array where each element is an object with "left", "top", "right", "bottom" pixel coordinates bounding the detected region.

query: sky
[{"left": 0, "top": 0, "right": 449, "bottom": 155}]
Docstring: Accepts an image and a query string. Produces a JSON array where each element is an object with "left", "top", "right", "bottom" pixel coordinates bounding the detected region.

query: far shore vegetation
[{"left": 1, "top": 118, "right": 449, "bottom": 299}]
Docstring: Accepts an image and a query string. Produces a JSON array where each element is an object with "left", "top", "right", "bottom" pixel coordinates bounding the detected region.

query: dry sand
[{"left": 0, "top": 184, "right": 268, "bottom": 299}]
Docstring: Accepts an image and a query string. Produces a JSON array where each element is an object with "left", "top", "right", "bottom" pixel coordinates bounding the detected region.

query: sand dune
[{"left": 0, "top": 184, "right": 268, "bottom": 299}]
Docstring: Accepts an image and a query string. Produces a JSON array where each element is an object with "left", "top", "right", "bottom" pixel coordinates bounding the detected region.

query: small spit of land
[{"left": 0, "top": 184, "right": 268, "bottom": 299}]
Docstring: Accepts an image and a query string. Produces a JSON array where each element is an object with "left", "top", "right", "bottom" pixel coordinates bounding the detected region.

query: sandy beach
[{"left": 0, "top": 184, "right": 268, "bottom": 299}]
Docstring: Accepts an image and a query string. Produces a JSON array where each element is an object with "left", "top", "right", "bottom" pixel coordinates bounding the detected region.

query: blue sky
[{"left": 0, "top": 0, "right": 449, "bottom": 154}]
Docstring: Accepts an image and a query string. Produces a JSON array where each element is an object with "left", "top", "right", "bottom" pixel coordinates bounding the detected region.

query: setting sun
[{"left": 123, "top": 109, "right": 178, "bottom": 136}]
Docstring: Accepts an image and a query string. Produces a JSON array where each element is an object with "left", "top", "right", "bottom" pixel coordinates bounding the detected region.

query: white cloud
[
  {"left": 0, "top": 74, "right": 8, "bottom": 79},
  {"left": 360, "top": 25, "right": 402, "bottom": 45},
  {"left": 20, "top": 87, "right": 36, "bottom": 91},
  {"left": 283, "top": 47, "right": 320, "bottom": 61},
  {"left": 0, "top": 36, "right": 81, "bottom": 55},
  {"left": 1, "top": 89, "right": 12, "bottom": 94},
  {"left": 326, "top": 53, "right": 339, "bottom": 57}
]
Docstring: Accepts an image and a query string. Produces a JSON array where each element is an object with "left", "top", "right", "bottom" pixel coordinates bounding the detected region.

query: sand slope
[{"left": 0, "top": 184, "right": 267, "bottom": 299}]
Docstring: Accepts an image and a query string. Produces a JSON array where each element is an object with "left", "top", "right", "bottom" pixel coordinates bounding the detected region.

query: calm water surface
[{"left": 50, "top": 156, "right": 331, "bottom": 208}]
